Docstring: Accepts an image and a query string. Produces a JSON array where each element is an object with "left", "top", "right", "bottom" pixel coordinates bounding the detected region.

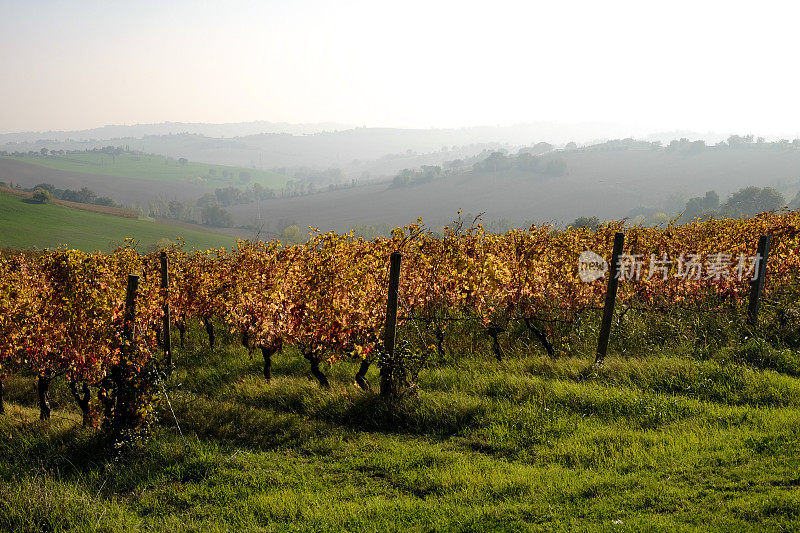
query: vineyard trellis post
[
  {"left": 380, "top": 252, "right": 402, "bottom": 397},
  {"left": 160, "top": 251, "right": 172, "bottom": 373},
  {"left": 594, "top": 232, "right": 625, "bottom": 367},
  {"left": 123, "top": 274, "right": 139, "bottom": 342},
  {"left": 107, "top": 273, "right": 140, "bottom": 437},
  {"left": 747, "top": 234, "right": 771, "bottom": 327}
]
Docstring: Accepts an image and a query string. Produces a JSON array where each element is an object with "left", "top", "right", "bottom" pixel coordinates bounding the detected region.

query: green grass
[
  {"left": 3, "top": 153, "right": 289, "bottom": 189},
  {"left": 1, "top": 318, "right": 800, "bottom": 531},
  {"left": 0, "top": 192, "right": 234, "bottom": 252}
]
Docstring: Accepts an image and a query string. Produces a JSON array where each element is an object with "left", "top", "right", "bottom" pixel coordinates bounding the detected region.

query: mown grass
[
  {"left": 2, "top": 153, "right": 288, "bottom": 189},
  {"left": 1, "top": 319, "right": 800, "bottom": 531},
  {"left": 0, "top": 192, "right": 234, "bottom": 252}
]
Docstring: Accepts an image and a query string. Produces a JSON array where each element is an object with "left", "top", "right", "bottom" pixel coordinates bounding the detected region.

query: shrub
[{"left": 31, "top": 188, "right": 52, "bottom": 203}]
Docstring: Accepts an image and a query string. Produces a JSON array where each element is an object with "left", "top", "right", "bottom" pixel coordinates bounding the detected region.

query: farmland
[
  {"left": 1, "top": 152, "right": 288, "bottom": 189},
  {"left": 0, "top": 191, "right": 234, "bottom": 252}
]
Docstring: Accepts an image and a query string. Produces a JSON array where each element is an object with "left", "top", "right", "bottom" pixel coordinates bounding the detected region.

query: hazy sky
[{"left": 2, "top": 0, "right": 799, "bottom": 135}]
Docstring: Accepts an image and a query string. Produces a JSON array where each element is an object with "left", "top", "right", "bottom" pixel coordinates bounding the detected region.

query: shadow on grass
[{"left": 165, "top": 380, "right": 489, "bottom": 453}]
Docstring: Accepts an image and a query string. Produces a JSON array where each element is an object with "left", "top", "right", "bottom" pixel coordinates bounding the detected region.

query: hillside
[
  {"left": 4, "top": 144, "right": 800, "bottom": 235},
  {"left": 2, "top": 152, "right": 287, "bottom": 187},
  {"left": 227, "top": 147, "right": 800, "bottom": 231},
  {"left": 0, "top": 191, "right": 235, "bottom": 252},
  {"left": 0, "top": 122, "right": 653, "bottom": 169}
]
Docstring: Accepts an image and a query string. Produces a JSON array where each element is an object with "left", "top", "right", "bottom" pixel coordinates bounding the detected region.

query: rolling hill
[
  {"left": 0, "top": 191, "right": 235, "bottom": 252},
  {"left": 226, "top": 147, "right": 800, "bottom": 232}
]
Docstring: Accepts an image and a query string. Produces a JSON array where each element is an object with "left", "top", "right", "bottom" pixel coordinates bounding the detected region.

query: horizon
[{"left": 0, "top": 119, "right": 788, "bottom": 147}]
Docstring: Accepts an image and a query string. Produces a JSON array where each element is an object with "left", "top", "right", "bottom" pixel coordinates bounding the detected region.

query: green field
[
  {"left": 2, "top": 152, "right": 289, "bottom": 189},
  {"left": 1, "top": 316, "right": 799, "bottom": 531},
  {"left": 0, "top": 192, "right": 234, "bottom": 252}
]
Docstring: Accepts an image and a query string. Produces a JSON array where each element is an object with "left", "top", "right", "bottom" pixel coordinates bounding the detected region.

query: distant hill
[
  {"left": 224, "top": 146, "right": 800, "bottom": 232},
  {"left": 0, "top": 152, "right": 287, "bottom": 207},
  {"left": 1, "top": 121, "right": 685, "bottom": 174},
  {"left": 0, "top": 120, "right": 354, "bottom": 144},
  {"left": 4, "top": 138, "right": 800, "bottom": 237},
  {"left": 0, "top": 191, "right": 234, "bottom": 252}
]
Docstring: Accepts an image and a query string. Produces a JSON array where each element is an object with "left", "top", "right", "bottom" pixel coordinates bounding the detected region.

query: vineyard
[
  {"left": 2, "top": 212, "right": 800, "bottom": 432},
  {"left": 2, "top": 213, "right": 800, "bottom": 529}
]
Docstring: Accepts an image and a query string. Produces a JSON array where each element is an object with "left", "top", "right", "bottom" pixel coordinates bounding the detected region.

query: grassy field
[
  {"left": 0, "top": 192, "right": 235, "bottom": 252},
  {"left": 1, "top": 316, "right": 799, "bottom": 531},
  {"left": 2, "top": 152, "right": 289, "bottom": 190}
]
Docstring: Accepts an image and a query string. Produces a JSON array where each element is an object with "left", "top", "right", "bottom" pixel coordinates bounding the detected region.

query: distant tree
[
  {"left": 571, "top": 216, "right": 600, "bottom": 230},
  {"left": 282, "top": 225, "right": 303, "bottom": 244},
  {"left": 727, "top": 134, "right": 754, "bottom": 148},
  {"left": 350, "top": 223, "right": 392, "bottom": 240},
  {"left": 178, "top": 157, "right": 188, "bottom": 165},
  {"left": 167, "top": 200, "right": 192, "bottom": 220},
  {"left": 720, "top": 186, "right": 785, "bottom": 217},
  {"left": 94, "top": 196, "right": 115, "bottom": 207},
  {"left": 689, "top": 140, "right": 706, "bottom": 153},
  {"left": 663, "top": 192, "right": 686, "bottom": 214},
  {"left": 61, "top": 187, "right": 96, "bottom": 204},
  {"left": 446, "top": 159, "right": 464, "bottom": 172},
  {"left": 790, "top": 191, "right": 800, "bottom": 210},
  {"left": 648, "top": 212, "right": 671, "bottom": 227},
  {"left": 474, "top": 152, "right": 512, "bottom": 173},
  {"left": 34, "top": 183, "right": 55, "bottom": 194},
  {"left": 516, "top": 152, "right": 539, "bottom": 171},
  {"left": 755, "top": 187, "right": 786, "bottom": 212},
  {"left": 683, "top": 190, "right": 719, "bottom": 220},
  {"left": 78, "top": 187, "right": 96, "bottom": 204},
  {"left": 40, "top": 148, "right": 49, "bottom": 156},
  {"left": 543, "top": 158, "right": 567, "bottom": 176},
  {"left": 275, "top": 218, "right": 299, "bottom": 233},
  {"left": 215, "top": 186, "right": 243, "bottom": 206},
  {"left": 419, "top": 165, "right": 441, "bottom": 181},
  {"left": 208, "top": 168, "right": 217, "bottom": 177},
  {"left": 200, "top": 204, "right": 233, "bottom": 227},
  {"left": 703, "top": 190, "right": 720, "bottom": 209},
  {"left": 565, "top": 142, "right": 578, "bottom": 150},
  {"left": 32, "top": 188, "right": 52, "bottom": 203},
  {"left": 250, "top": 182, "right": 265, "bottom": 199},
  {"left": 391, "top": 168, "right": 414, "bottom": 188},
  {"left": 196, "top": 193, "right": 217, "bottom": 208}
]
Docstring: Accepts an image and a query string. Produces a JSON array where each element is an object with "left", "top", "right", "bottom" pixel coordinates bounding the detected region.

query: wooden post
[
  {"left": 747, "top": 234, "right": 771, "bottom": 327},
  {"left": 109, "top": 274, "right": 140, "bottom": 437},
  {"left": 38, "top": 371, "right": 52, "bottom": 420},
  {"left": 160, "top": 252, "right": 172, "bottom": 372},
  {"left": 123, "top": 274, "right": 140, "bottom": 342},
  {"left": 380, "top": 252, "right": 402, "bottom": 397},
  {"left": 594, "top": 232, "right": 625, "bottom": 367}
]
